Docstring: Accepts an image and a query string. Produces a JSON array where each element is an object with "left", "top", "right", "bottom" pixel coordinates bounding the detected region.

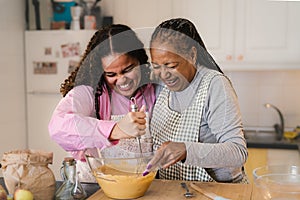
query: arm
[
  {"left": 184, "top": 75, "right": 247, "bottom": 168},
  {"left": 48, "top": 85, "right": 116, "bottom": 152}
]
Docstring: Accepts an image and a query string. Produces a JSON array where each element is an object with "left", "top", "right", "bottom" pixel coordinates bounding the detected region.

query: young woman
[
  {"left": 144, "top": 18, "right": 248, "bottom": 183},
  {"left": 48, "top": 24, "right": 156, "bottom": 181}
]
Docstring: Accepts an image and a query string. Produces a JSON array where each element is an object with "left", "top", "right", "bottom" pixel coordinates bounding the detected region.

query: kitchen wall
[
  {"left": 226, "top": 70, "right": 300, "bottom": 130},
  {"left": 0, "top": 0, "right": 26, "bottom": 177}
]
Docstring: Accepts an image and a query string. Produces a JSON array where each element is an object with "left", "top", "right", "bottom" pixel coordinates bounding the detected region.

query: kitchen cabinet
[
  {"left": 172, "top": 0, "right": 300, "bottom": 70},
  {"left": 244, "top": 148, "right": 300, "bottom": 183},
  {"left": 109, "top": 0, "right": 173, "bottom": 28}
]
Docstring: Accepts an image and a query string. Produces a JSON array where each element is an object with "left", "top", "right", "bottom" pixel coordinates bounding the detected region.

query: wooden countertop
[{"left": 88, "top": 179, "right": 254, "bottom": 200}]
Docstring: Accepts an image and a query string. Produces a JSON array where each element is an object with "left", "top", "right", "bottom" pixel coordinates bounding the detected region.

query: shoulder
[
  {"left": 197, "top": 67, "right": 233, "bottom": 90},
  {"left": 65, "top": 85, "right": 95, "bottom": 100},
  {"left": 196, "top": 66, "right": 237, "bottom": 99}
]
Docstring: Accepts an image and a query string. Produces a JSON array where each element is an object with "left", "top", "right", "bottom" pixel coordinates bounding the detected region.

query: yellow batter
[{"left": 94, "top": 165, "right": 156, "bottom": 199}]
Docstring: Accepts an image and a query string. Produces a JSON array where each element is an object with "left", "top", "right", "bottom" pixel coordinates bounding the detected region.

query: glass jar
[{"left": 55, "top": 157, "right": 87, "bottom": 200}]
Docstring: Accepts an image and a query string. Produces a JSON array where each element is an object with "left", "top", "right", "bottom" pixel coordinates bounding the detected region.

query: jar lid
[{"left": 63, "top": 157, "right": 76, "bottom": 164}]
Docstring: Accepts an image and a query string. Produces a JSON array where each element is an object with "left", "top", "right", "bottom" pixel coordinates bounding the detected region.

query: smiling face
[
  {"left": 150, "top": 42, "right": 197, "bottom": 91},
  {"left": 101, "top": 53, "right": 141, "bottom": 97}
]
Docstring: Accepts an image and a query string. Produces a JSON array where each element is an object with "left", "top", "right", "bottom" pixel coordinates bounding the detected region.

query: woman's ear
[{"left": 190, "top": 46, "right": 197, "bottom": 65}]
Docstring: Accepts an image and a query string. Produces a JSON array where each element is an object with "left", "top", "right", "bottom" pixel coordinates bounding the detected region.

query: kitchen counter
[
  {"left": 246, "top": 140, "right": 300, "bottom": 149},
  {"left": 244, "top": 130, "right": 300, "bottom": 150},
  {"left": 0, "top": 177, "right": 268, "bottom": 199},
  {"left": 0, "top": 177, "right": 100, "bottom": 198},
  {"left": 88, "top": 179, "right": 255, "bottom": 200}
]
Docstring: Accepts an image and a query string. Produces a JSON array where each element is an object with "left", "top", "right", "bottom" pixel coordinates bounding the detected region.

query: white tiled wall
[
  {"left": 0, "top": 1, "right": 26, "bottom": 175},
  {"left": 226, "top": 70, "right": 300, "bottom": 129}
]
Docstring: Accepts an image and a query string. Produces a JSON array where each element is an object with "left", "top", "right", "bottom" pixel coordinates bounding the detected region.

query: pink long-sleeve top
[{"left": 48, "top": 84, "right": 156, "bottom": 159}]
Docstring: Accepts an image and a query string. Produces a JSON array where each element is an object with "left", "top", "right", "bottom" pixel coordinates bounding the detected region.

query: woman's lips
[
  {"left": 117, "top": 81, "right": 133, "bottom": 91},
  {"left": 164, "top": 78, "right": 178, "bottom": 87}
]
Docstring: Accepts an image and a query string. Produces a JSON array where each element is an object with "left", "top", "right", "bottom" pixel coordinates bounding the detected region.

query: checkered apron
[{"left": 151, "top": 70, "right": 221, "bottom": 181}]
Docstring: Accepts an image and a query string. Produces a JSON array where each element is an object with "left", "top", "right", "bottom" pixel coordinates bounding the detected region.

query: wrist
[
  {"left": 109, "top": 124, "right": 130, "bottom": 140},
  {"left": 180, "top": 143, "right": 187, "bottom": 162},
  {"left": 109, "top": 124, "right": 121, "bottom": 140}
]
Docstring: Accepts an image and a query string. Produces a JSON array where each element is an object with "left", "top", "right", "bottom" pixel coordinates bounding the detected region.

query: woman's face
[
  {"left": 150, "top": 42, "right": 197, "bottom": 91},
  {"left": 101, "top": 53, "right": 141, "bottom": 97}
]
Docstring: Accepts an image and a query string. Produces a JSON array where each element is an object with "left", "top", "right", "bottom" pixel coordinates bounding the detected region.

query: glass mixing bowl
[
  {"left": 253, "top": 165, "right": 300, "bottom": 200},
  {"left": 85, "top": 150, "right": 156, "bottom": 199}
]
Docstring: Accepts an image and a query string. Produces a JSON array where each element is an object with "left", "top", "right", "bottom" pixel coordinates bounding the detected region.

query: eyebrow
[
  {"left": 151, "top": 62, "right": 178, "bottom": 66},
  {"left": 104, "top": 63, "right": 136, "bottom": 75}
]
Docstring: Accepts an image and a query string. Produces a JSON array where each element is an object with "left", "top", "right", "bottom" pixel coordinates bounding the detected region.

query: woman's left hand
[{"left": 143, "top": 141, "right": 186, "bottom": 176}]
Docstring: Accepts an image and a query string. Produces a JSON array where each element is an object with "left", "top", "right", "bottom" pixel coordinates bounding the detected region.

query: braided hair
[
  {"left": 60, "top": 24, "right": 150, "bottom": 119},
  {"left": 150, "top": 18, "right": 223, "bottom": 73}
]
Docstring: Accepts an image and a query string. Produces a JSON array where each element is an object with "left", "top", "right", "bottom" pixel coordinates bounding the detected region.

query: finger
[
  {"left": 161, "top": 159, "right": 178, "bottom": 169},
  {"left": 135, "top": 112, "right": 146, "bottom": 119},
  {"left": 143, "top": 149, "right": 165, "bottom": 176},
  {"left": 137, "top": 124, "right": 146, "bottom": 130},
  {"left": 135, "top": 117, "right": 146, "bottom": 124},
  {"left": 143, "top": 154, "right": 161, "bottom": 175},
  {"left": 139, "top": 105, "right": 146, "bottom": 112},
  {"left": 138, "top": 129, "right": 146, "bottom": 136}
]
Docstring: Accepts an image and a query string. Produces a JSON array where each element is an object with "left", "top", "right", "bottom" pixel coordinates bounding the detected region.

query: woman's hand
[
  {"left": 109, "top": 106, "right": 146, "bottom": 140},
  {"left": 143, "top": 141, "right": 186, "bottom": 176}
]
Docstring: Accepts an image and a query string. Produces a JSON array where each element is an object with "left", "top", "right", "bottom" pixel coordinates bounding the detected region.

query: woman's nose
[
  {"left": 115, "top": 74, "right": 127, "bottom": 83},
  {"left": 159, "top": 67, "right": 171, "bottom": 79}
]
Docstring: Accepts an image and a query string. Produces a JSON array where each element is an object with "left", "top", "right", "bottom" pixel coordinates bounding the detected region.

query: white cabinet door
[
  {"left": 110, "top": 0, "right": 173, "bottom": 28},
  {"left": 172, "top": 0, "right": 235, "bottom": 64},
  {"left": 237, "top": 0, "right": 300, "bottom": 64},
  {"left": 171, "top": 0, "right": 300, "bottom": 70}
]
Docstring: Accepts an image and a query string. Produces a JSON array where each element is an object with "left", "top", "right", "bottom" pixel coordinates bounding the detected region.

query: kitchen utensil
[
  {"left": 253, "top": 165, "right": 300, "bottom": 200},
  {"left": 32, "top": 0, "right": 41, "bottom": 30},
  {"left": 85, "top": 152, "right": 157, "bottom": 199},
  {"left": 190, "top": 183, "right": 230, "bottom": 200},
  {"left": 70, "top": 6, "right": 82, "bottom": 30},
  {"left": 180, "top": 182, "right": 194, "bottom": 198},
  {"left": 130, "top": 97, "right": 143, "bottom": 174}
]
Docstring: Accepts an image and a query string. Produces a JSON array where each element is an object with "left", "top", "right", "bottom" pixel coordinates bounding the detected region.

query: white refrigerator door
[
  {"left": 25, "top": 30, "right": 95, "bottom": 179},
  {"left": 26, "top": 93, "right": 66, "bottom": 179},
  {"left": 25, "top": 30, "right": 95, "bottom": 92}
]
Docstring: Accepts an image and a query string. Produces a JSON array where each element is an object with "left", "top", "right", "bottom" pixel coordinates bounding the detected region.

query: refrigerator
[{"left": 25, "top": 30, "right": 95, "bottom": 179}]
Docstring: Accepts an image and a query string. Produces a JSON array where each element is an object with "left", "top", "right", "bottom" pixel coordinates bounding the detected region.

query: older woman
[{"left": 144, "top": 18, "right": 248, "bottom": 183}]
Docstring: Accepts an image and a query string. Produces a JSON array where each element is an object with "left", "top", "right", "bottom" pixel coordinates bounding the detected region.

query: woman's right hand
[{"left": 109, "top": 106, "right": 146, "bottom": 140}]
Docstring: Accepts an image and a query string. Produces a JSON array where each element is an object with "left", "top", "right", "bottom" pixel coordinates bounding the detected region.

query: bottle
[
  {"left": 55, "top": 157, "right": 87, "bottom": 200},
  {"left": 70, "top": 6, "right": 82, "bottom": 30}
]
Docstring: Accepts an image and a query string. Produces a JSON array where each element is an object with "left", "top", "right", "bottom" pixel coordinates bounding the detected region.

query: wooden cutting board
[{"left": 87, "top": 179, "right": 252, "bottom": 200}]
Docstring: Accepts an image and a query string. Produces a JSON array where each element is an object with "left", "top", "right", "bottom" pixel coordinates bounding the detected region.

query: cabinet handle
[
  {"left": 237, "top": 54, "right": 244, "bottom": 61},
  {"left": 226, "top": 55, "right": 232, "bottom": 61}
]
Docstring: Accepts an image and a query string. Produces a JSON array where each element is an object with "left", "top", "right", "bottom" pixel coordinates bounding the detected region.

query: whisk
[{"left": 130, "top": 97, "right": 143, "bottom": 174}]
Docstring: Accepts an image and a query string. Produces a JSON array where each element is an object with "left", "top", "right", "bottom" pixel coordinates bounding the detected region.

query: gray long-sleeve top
[{"left": 167, "top": 66, "right": 248, "bottom": 182}]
